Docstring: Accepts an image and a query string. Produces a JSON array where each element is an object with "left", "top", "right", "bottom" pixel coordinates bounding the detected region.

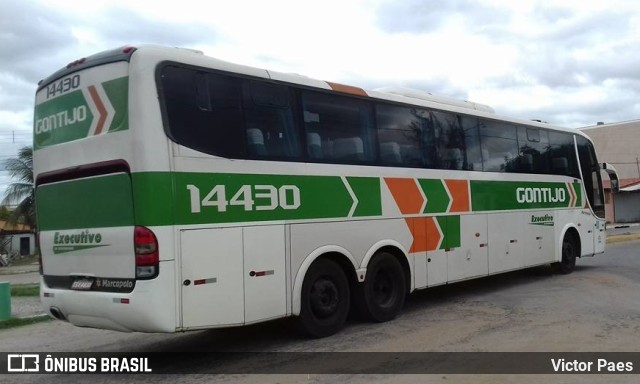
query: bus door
[
  {"left": 576, "top": 136, "right": 606, "bottom": 255},
  {"left": 594, "top": 219, "right": 606, "bottom": 254}
]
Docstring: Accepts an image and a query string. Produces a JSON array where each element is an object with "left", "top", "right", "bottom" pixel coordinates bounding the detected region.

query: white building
[
  {"left": 0, "top": 220, "right": 35, "bottom": 264},
  {"left": 581, "top": 120, "right": 640, "bottom": 223}
]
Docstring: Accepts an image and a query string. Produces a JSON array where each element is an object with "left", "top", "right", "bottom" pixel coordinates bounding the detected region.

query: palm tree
[{"left": 2, "top": 146, "right": 35, "bottom": 229}]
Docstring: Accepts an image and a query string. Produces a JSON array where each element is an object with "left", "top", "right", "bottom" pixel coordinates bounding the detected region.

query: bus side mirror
[{"left": 602, "top": 162, "right": 619, "bottom": 193}]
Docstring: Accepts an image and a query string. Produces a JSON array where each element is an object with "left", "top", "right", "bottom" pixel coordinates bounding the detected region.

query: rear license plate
[{"left": 71, "top": 278, "right": 94, "bottom": 290}]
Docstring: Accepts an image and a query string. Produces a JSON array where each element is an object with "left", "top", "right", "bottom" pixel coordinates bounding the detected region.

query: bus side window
[
  {"left": 204, "top": 73, "right": 244, "bottom": 157},
  {"left": 375, "top": 104, "right": 424, "bottom": 167},
  {"left": 431, "top": 111, "right": 465, "bottom": 170},
  {"left": 306, "top": 132, "right": 323, "bottom": 159},
  {"left": 246, "top": 128, "right": 267, "bottom": 156},
  {"left": 243, "top": 81, "right": 299, "bottom": 159},
  {"left": 461, "top": 117, "right": 482, "bottom": 171},
  {"left": 479, "top": 121, "right": 519, "bottom": 172},
  {"left": 516, "top": 127, "right": 550, "bottom": 174},
  {"left": 302, "top": 91, "right": 374, "bottom": 164},
  {"left": 548, "top": 131, "right": 579, "bottom": 178},
  {"left": 160, "top": 66, "right": 244, "bottom": 158}
]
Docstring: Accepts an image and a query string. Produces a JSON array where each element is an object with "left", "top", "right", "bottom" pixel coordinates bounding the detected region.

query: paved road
[
  {"left": 2, "top": 240, "right": 640, "bottom": 383},
  {"left": 0, "top": 271, "right": 39, "bottom": 286}
]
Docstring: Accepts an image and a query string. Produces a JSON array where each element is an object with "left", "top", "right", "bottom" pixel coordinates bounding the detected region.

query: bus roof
[
  {"left": 37, "top": 46, "right": 137, "bottom": 91},
  {"left": 37, "top": 44, "right": 592, "bottom": 141}
]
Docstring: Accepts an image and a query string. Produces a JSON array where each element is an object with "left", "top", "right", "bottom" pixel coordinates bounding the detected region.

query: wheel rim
[
  {"left": 563, "top": 240, "right": 575, "bottom": 265},
  {"left": 309, "top": 277, "right": 339, "bottom": 319},
  {"left": 372, "top": 269, "right": 396, "bottom": 308}
]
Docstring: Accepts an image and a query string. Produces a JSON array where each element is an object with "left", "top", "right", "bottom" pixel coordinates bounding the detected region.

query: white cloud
[{"left": 2, "top": 0, "right": 640, "bottom": 196}]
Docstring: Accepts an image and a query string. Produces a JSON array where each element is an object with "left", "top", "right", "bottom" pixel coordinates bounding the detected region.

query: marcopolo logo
[
  {"left": 95, "top": 278, "right": 134, "bottom": 291},
  {"left": 530, "top": 214, "right": 554, "bottom": 226},
  {"left": 53, "top": 230, "right": 109, "bottom": 254}
]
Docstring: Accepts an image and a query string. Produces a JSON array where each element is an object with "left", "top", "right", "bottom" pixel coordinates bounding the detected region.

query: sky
[{"left": 1, "top": 0, "right": 640, "bottom": 199}]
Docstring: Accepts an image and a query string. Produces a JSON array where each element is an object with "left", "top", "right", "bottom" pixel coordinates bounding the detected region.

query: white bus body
[{"left": 35, "top": 45, "right": 614, "bottom": 337}]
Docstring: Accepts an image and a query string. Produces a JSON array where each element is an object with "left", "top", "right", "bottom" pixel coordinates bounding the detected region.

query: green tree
[
  {"left": 0, "top": 205, "right": 10, "bottom": 221},
  {"left": 2, "top": 146, "right": 35, "bottom": 229}
]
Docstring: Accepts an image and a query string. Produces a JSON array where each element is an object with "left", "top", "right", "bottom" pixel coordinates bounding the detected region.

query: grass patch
[
  {"left": 11, "top": 284, "right": 40, "bottom": 297},
  {"left": 0, "top": 315, "right": 51, "bottom": 330}
]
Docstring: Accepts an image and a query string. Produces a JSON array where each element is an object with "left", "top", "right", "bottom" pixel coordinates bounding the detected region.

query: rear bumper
[{"left": 40, "top": 260, "right": 177, "bottom": 332}]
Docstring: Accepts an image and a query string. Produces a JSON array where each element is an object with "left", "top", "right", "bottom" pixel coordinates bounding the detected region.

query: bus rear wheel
[
  {"left": 553, "top": 234, "right": 578, "bottom": 274},
  {"left": 297, "top": 259, "right": 350, "bottom": 338},
  {"left": 355, "top": 252, "right": 406, "bottom": 322}
]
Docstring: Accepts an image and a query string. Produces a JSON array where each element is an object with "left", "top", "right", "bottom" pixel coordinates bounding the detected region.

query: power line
[
  {"left": 0, "top": 143, "right": 33, "bottom": 146},
  {"left": 0, "top": 130, "right": 32, "bottom": 142}
]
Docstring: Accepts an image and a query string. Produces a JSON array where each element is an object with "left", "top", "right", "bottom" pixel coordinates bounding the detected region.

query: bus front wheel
[
  {"left": 297, "top": 259, "right": 350, "bottom": 338},
  {"left": 553, "top": 234, "right": 578, "bottom": 274},
  {"left": 355, "top": 252, "right": 406, "bottom": 322}
]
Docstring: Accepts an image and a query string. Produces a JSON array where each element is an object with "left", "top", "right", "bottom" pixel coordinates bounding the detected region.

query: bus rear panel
[{"left": 36, "top": 48, "right": 176, "bottom": 332}]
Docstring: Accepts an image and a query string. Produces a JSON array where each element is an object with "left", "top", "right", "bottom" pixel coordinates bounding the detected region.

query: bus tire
[
  {"left": 355, "top": 252, "right": 406, "bottom": 322},
  {"left": 297, "top": 258, "right": 350, "bottom": 338},
  {"left": 553, "top": 234, "right": 578, "bottom": 274}
]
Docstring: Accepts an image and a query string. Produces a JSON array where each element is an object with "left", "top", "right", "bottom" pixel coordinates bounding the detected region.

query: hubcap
[
  {"left": 309, "top": 277, "right": 339, "bottom": 319},
  {"left": 373, "top": 270, "right": 395, "bottom": 307},
  {"left": 563, "top": 241, "right": 575, "bottom": 264}
]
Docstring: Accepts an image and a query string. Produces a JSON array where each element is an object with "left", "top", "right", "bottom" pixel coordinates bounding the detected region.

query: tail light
[{"left": 134, "top": 226, "right": 159, "bottom": 279}]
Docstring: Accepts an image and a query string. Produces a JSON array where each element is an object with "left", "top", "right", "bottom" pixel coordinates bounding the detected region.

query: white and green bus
[{"left": 35, "top": 45, "right": 619, "bottom": 337}]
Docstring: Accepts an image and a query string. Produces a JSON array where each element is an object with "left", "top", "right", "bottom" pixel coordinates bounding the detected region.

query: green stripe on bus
[
  {"left": 132, "top": 172, "right": 174, "bottom": 226},
  {"left": 418, "top": 179, "right": 449, "bottom": 214},
  {"left": 573, "top": 181, "right": 583, "bottom": 207},
  {"left": 36, "top": 172, "right": 584, "bottom": 231},
  {"left": 470, "top": 180, "right": 573, "bottom": 211},
  {"left": 347, "top": 176, "right": 382, "bottom": 217},
  {"left": 172, "top": 172, "right": 356, "bottom": 225},
  {"left": 437, "top": 215, "right": 461, "bottom": 249},
  {"left": 102, "top": 77, "right": 129, "bottom": 133},
  {"left": 36, "top": 173, "right": 134, "bottom": 231}
]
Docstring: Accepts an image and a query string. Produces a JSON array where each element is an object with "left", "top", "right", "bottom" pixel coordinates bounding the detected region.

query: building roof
[
  {"left": 581, "top": 119, "right": 640, "bottom": 131},
  {"left": 620, "top": 180, "right": 640, "bottom": 192},
  {"left": 0, "top": 220, "right": 31, "bottom": 233},
  {"left": 603, "top": 178, "right": 640, "bottom": 190}
]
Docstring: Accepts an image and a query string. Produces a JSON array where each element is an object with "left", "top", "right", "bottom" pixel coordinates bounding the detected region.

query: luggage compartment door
[{"left": 181, "top": 228, "right": 244, "bottom": 329}]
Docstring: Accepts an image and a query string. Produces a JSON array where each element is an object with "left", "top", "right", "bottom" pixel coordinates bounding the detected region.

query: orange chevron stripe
[
  {"left": 406, "top": 218, "right": 426, "bottom": 253},
  {"left": 88, "top": 85, "right": 107, "bottom": 135},
  {"left": 567, "top": 182, "right": 576, "bottom": 207},
  {"left": 326, "top": 81, "right": 368, "bottom": 96},
  {"left": 445, "top": 179, "right": 470, "bottom": 212},
  {"left": 424, "top": 217, "right": 441, "bottom": 251},
  {"left": 405, "top": 217, "right": 441, "bottom": 253},
  {"left": 385, "top": 178, "right": 424, "bottom": 215}
]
